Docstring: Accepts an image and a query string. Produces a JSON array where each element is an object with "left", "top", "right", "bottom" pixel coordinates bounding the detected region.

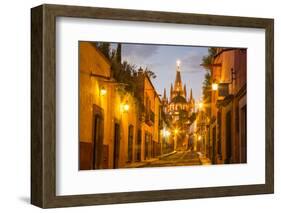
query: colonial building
[
  {"left": 79, "top": 42, "right": 166, "bottom": 170},
  {"left": 79, "top": 42, "right": 141, "bottom": 170},
  {"left": 209, "top": 48, "right": 247, "bottom": 164},
  {"left": 162, "top": 61, "right": 195, "bottom": 149},
  {"left": 134, "top": 68, "right": 162, "bottom": 161}
]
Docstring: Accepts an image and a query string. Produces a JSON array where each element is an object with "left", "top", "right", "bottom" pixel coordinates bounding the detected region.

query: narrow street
[
  {"left": 79, "top": 42, "right": 247, "bottom": 170},
  {"left": 138, "top": 151, "right": 202, "bottom": 168}
]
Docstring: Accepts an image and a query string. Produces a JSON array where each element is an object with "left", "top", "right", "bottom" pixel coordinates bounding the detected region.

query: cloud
[
  {"left": 122, "top": 44, "right": 159, "bottom": 60},
  {"left": 181, "top": 49, "right": 207, "bottom": 74}
]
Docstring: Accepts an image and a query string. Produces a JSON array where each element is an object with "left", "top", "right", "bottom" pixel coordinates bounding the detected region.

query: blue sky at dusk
[{"left": 112, "top": 43, "right": 209, "bottom": 102}]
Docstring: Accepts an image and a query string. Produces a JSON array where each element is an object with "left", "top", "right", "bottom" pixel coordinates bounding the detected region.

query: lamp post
[
  {"left": 173, "top": 128, "right": 179, "bottom": 151},
  {"left": 162, "top": 128, "right": 171, "bottom": 154}
]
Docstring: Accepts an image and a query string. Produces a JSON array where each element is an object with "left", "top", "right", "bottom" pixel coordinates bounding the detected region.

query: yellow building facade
[
  {"left": 79, "top": 42, "right": 140, "bottom": 169},
  {"left": 79, "top": 42, "right": 166, "bottom": 170},
  {"left": 134, "top": 70, "right": 162, "bottom": 160}
]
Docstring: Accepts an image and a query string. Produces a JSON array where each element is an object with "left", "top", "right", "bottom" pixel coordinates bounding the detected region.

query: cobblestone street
[{"left": 138, "top": 151, "right": 202, "bottom": 168}]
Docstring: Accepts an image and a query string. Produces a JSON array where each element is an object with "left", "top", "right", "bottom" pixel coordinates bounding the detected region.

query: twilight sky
[{"left": 112, "top": 43, "right": 209, "bottom": 102}]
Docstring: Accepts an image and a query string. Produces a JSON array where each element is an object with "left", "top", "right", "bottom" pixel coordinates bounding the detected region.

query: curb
[{"left": 159, "top": 151, "right": 177, "bottom": 159}]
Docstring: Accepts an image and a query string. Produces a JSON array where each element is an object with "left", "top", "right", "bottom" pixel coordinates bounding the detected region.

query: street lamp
[
  {"left": 121, "top": 102, "right": 129, "bottom": 112},
  {"left": 174, "top": 128, "right": 179, "bottom": 135},
  {"left": 212, "top": 83, "right": 218, "bottom": 91},
  {"left": 163, "top": 128, "right": 171, "bottom": 138},
  {"left": 199, "top": 102, "right": 203, "bottom": 110},
  {"left": 100, "top": 86, "right": 107, "bottom": 96},
  {"left": 123, "top": 103, "right": 129, "bottom": 112}
]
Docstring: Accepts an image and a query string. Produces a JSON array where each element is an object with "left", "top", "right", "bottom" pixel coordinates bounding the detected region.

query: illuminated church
[{"left": 162, "top": 61, "right": 195, "bottom": 123}]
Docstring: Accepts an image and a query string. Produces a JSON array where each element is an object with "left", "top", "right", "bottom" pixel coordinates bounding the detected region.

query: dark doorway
[
  {"left": 92, "top": 112, "right": 104, "bottom": 170},
  {"left": 136, "top": 129, "right": 142, "bottom": 161},
  {"left": 113, "top": 123, "right": 120, "bottom": 168},
  {"left": 145, "top": 132, "right": 151, "bottom": 160},
  {"left": 212, "top": 126, "right": 216, "bottom": 164},
  {"left": 127, "top": 125, "right": 134, "bottom": 162},
  {"left": 225, "top": 111, "right": 232, "bottom": 163},
  {"left": 240, "top": 105, "right": 247, "bottom": 163}
]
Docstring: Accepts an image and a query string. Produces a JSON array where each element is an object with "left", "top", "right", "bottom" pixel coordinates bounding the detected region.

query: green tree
[
  {"left": 95, "top": 42, "right": 111, "bottom": 59},
  {"left": 143, "top": 67, "right": 157, "bottom": 79},
  {"left": 201, "top": 48, "right": 217, "bottom": 70},
  {"left": 201, "top": 48, "right": 216, "bottom": 112},
  {"left": 95, "top": 42, "right": 157, "bottom": 95},
  {"left": 202, "top": 72, "right": 211, "bottom": 103}
]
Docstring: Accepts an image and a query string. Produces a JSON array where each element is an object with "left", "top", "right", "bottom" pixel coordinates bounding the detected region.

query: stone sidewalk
[{"left": 197, "top": 152, "right": 212, "bottom": 165}]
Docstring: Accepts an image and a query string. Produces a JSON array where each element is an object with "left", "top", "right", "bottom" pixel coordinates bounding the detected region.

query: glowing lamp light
[
  {"left": 198, "top": 135, "right": 202, "bottom": 140},
  {"left": 100, "top": 87, "right": 107, "bottom": 96},
  {"left": 174, "top": 128, "right": 179, "bottom": 135},
  {"left": 123, "top": 104, "right": 129, "bottom": 111},
  {"left": 163, "top": 128, "right": 171, "bottom": 138},
  {"left": 199, "top": 102, "right": 203, "bottom": 109},
  {"left": 212, "top": 83, "right": 218, "bottom": 91},
  {"left": 176, "top": 60, "right": 181, "bottom": 67},
  {"left": 166, "top": 131, "right": 171, "bottom": 137},
  {"left": 122, "top": 102, "right": 129, "bottom": 112}
]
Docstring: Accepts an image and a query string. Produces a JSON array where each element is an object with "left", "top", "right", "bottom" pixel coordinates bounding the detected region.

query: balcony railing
[{"left": 145, "top": 110, "right": 155, "bottom": 126}]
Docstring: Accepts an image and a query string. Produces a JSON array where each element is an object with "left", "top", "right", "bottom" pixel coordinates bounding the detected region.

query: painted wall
[
  {"left": 79, "top": 42, "right": 111, "bottom": 144},
  {"left": 79, "top": 41, "right": 141, "bottom": 169}
]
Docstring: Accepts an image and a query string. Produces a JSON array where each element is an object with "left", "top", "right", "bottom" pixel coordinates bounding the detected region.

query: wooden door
[
  {"left": 92, "top": 105, "right": 104, "bottom": 170},
  {"left": 113, "top": 123, "right": 120, "bottom": 168},
  {"left": 127, "top": 125, "right": 134, "bottom": 162},
  {"left": 240, "top": 105, "right": 247, "bottom": 163},
  {"left": 225, "top": 111, "right": 232, "bottom": 163}
]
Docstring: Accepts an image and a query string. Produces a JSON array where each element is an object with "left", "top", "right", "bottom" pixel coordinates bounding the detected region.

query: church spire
[
  {"left": 174, "top": 60, "right": 182, "bottom": 89},
  {"left": 170, "top": 84, "right": 173, "bottom": 101},
  {"left": 163, "top": 88, "right": 167, "bottom": 100},
  {"left": 184, "top": 84, "right": 187, "bottom": 98},
  {"left": 176, "top": 59, "right": 181, "bottom": 71},
  {"left": 189, "top": 88, "right": 193, "bottom": 101}
]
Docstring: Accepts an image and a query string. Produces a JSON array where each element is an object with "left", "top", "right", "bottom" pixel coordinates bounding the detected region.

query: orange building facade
[
  {"left": 209, "top": 48, "right": 247, "bottom": 164},
  {"left": 79, "top": 42, "right": 166, "bottom": 170}
]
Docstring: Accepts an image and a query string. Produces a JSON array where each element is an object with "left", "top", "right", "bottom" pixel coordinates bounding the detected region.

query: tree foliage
[
  {"left": 202, "top": 72, "right": 211, "bottom": 104},
  {"left": 95, "top": 42, "right": 157, "bottom": 95},
  {"left": 201, "top": 48, "right": 217, "bottom": 70},
  {"left": 143, "top": 67, "right": 157, "bottom": 79},
  {"left": 201, "top": 48, "right": 217, "bottom": 109},
  {"left": 95, "top": 42, "right": 111, "bottom": 59}
]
